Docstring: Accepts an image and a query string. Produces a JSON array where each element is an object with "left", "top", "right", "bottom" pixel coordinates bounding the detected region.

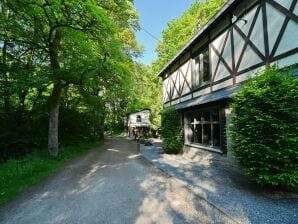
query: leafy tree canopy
[
  {"left": 0, "top": 0, "right": 141, "bottom": 157},
  {"left": 153, "top": 0, "right": 227, "bottom": 72}
]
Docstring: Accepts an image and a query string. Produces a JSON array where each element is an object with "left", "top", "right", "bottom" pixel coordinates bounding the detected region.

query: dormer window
[{"left": 194, "top": 47, "right": 210, "bottom": 87}]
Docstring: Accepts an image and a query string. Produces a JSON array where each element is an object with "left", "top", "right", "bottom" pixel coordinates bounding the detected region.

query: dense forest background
[{"left": 0, "top": 0, "right": 226, "bottom": 160}]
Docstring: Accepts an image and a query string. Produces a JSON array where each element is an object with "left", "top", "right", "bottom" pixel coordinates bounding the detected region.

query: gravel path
[
  {"left": 0, "top": 137, "right": 236, "bottom": 224},
  {"left": 140, "top": 140, "right": 298, "bottom": 224}
]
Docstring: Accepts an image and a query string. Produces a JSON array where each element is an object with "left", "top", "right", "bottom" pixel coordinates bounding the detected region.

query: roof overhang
[
  {"left": 126, "top": 108, "right": 151, "bottom": 116},
  {"left": 175, "top": 86, "right": 240, "bottom": 110}
]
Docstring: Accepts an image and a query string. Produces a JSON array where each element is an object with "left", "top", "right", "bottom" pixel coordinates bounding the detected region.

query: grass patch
[
  {"left": 0, "top": 141, "right": 100, "bottom": 205},
  {"left": 113, "top": 129, "right": 126, "bottom": 137}
]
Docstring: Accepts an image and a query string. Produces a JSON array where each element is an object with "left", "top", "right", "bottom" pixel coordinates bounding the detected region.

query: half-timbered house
[
  {"left": 159, "top": 0, "right": 298, "bottom": 156},
  {"left": 126, "top": 109, "right": 151, "bottom": 138}
]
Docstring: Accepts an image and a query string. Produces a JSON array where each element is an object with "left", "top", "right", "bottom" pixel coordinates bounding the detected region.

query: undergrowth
[{"left": 0, "top": 141, "right": 100, "bottom": 205}]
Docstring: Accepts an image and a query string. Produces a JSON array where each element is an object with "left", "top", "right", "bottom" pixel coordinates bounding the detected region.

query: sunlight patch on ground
[
  {"left": 78, "top": 164, "right": 105, "bottom": 191},
  {"left": 127, "top": 154, "right": 140, "bottom": 159},
  {"left": 136, "top": 174, "right": 212, "bottom": 224},
  {"left": 106, "top": 148, "right": 120, "bottom": 152}
]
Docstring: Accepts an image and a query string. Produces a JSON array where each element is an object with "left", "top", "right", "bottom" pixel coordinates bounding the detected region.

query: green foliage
[
  {"left": 161, "top": 107, "right": 183, "bottom": 154},
  {"left": 154, "top": 0, "right": 227, "bottom": 71},
  {"left": 0, "top": 0, "right": 141, "bottom": 157},
  {"left": 103, "top": 61, "right": 163, "bottom": 133},
  {"left": 0, "top": 141, "right": 100, "bottom": 205},
  {"left": 230, "top": 67, "right": 298, "bottom": 188},
  {"left": 139, "top": 0, "right": 227, "bottom": 134},
  {"left": 128, "top": 63, "right": 163, "bottom": 129}
]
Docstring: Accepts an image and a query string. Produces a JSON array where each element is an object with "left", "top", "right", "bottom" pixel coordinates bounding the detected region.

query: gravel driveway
[{"left": 0, "top": 137, "right": 236, "bottom": 224}]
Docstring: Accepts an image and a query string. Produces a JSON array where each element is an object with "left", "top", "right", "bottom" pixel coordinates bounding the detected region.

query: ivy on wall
[{"left": 161, "top": 107, "right": 183, "bottom": 154}]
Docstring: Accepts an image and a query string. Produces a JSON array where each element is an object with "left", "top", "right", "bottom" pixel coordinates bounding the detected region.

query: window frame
[
  {"left": 186, "top": 108, "right": 221, "bottom": 149},
  {"left": 136, "top": 115, "right": 142, "bottom": 123},
  {"left": 193, "top": 46, "right": 210, "bottom": 88}
]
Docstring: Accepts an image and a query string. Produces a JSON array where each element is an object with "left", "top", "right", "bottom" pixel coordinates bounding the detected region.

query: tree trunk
[
  {"left": 2, "top": 41, "right": 10, "bottom": 112},
  {"left": 1, "top": 1, "right": 11, "bottom": 112},
  {"left": 48, "top": 28, "right": 62, "bottom": 156},
  {"left": 16, "top": 89, "right": 28, "bottom": 125},
  {"left": 112, "top": 101, "right": 116, "bottom": 129},
  {"left": 99, "top": 112, "right": 105, "bottom": 140},
  {"left": 48, "top": 83, "right": 62, "bottom": 156}
]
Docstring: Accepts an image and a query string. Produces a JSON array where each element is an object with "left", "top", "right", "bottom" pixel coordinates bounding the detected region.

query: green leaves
[
  {"left": 154, "top": 0, "right": 227, "bottom": 72},
  {"left": 230, "top": 67, "right": 298, "bottom": 188},
  {"left": 0, "top": 0, "right": 142, "bottom": 156},
  {"left": 161, "top": 107, "right": 183, "bottom": 154}
]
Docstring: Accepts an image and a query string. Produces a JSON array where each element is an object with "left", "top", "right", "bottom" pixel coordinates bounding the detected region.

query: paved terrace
[{"left": 140, "top": 139, "right": 298, "bottom": 224}]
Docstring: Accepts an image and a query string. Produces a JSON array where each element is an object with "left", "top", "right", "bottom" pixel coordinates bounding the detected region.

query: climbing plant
[{"left": 161, "top": 107, "right": 183, "bottom": 154}]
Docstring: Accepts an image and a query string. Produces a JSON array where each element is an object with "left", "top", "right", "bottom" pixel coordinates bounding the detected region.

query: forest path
[{"left": 0, "top": 137, "right": 234, "bottom": 224}]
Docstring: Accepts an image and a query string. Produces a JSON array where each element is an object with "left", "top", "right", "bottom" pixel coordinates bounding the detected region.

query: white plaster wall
[
  {"left": 236, "top": 66, "right": 266, "bottom": 83},
  {"left": 128, "top": 110, "right": 151, "bottom": 127},
  {"left": 163, "top": 78, "right": 169, "bottom": 102},
  {"left": 236, "top": 4, "right": 263, "bottom": 71},
  {"left": 210, "top": 47, "right": 219, "bottom": 78},
  {"left": 235, "top": 5, "right": 258, "bottom": 36},
  {"left": 238, "top": 44, "right": 263, "bottom": 71},
  {"left": 179, "top": 60, "right": 192, "bottom": 95},
  {"left": 249, "top": 6, "right": 265, "bottom": 56},
  {"left": 171, "top": 99, "right": 180, "bottom": 105},
  {"left": 275, "top": 19, "right": 298, "bottom": 56},
  {"left": 221, "top": 31, "right": 233, "bottom": 72},
  {"left": 193, "top": 87, "right": 211, "bottom": 98},
  {"left": 180, "top": 94, "right": 192, "bottom": 103},
  {"left": 274, "top": 53, "right": 298, "bottom": 68},
  {"left": 266, "top": 3, "right": 286, "bottom": 53},
  {"left": 211, "top": 30, "right": 233, "bottom": 82},
  {"left": 212, "top": 78, "right": 233, "bottom": 92},
  {"left": 168, "top": 75, "right": 173, "bottom": 100},
  {"left": 233, "top": 27, "right": 245, "bottom": 66},
  {"left": 294, "top": 0, "right": 298, "bottom": 15},
  {"left": 278, "top": 0, "right": 293, "bottom": 9},
  {"left": 171, "top": 71, "right": 179, "bottom": 99}
]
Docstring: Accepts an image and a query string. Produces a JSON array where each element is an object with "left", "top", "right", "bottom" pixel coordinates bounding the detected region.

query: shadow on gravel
[
  {"left": 1, "top": 137, "right": 237, "bottom": 224},
  {"left": 140, "top": 140, "right": 298, "bottom": 224},
  {"left": 135, "top": 159, "right": 238, "bottom": 223}
]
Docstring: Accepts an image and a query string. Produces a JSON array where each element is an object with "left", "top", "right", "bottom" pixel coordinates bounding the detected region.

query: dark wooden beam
[
  {"left": 267, "top": 0, "right": 298, "bottom": 23},
  {"left": 210, "top": 44, "right": 233, "bottom": 75},
  {"left": 262, "top": 0, "right": 270, "bottom": 66},
  {"left": 230, "top": 26, "right": 236, "bottom": 84},
  {"left": 235, "top": 5, "right": 263, "bottom": 72},
  {"left": 270, "top": 0, "right": 297, "bottom": 59},
  {"left": 212, "top": 30, "right": 231, "bottom": 83}
]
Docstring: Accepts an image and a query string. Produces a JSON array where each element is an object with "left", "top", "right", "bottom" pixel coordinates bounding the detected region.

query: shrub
[
  {"left": 161, "top": 107, "right": 183, "bottom": 154},
  {"left": 230, "top": 67, "right": 298, "bottom": 188}
]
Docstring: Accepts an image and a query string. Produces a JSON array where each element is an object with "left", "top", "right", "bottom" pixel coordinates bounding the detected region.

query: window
[
  {"left": 194, "top": 47, "right": 210, "bottom": 87},
  {"left": 187, "top": 109, "right": 221, "bottom": 148},
  {"left": 136, "top": 115, "right": 141, "bottom": 122}
]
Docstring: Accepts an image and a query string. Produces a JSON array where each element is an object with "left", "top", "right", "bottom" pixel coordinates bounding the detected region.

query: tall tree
[
  {"left": 154, "top": 0, "right": 227, "bottom": 71},
  {"left": 0, "top": 0, "right": 140, "bottom": 156},
  {"left": 128, "top": 63, "right": 162, "bottom": 128}
]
